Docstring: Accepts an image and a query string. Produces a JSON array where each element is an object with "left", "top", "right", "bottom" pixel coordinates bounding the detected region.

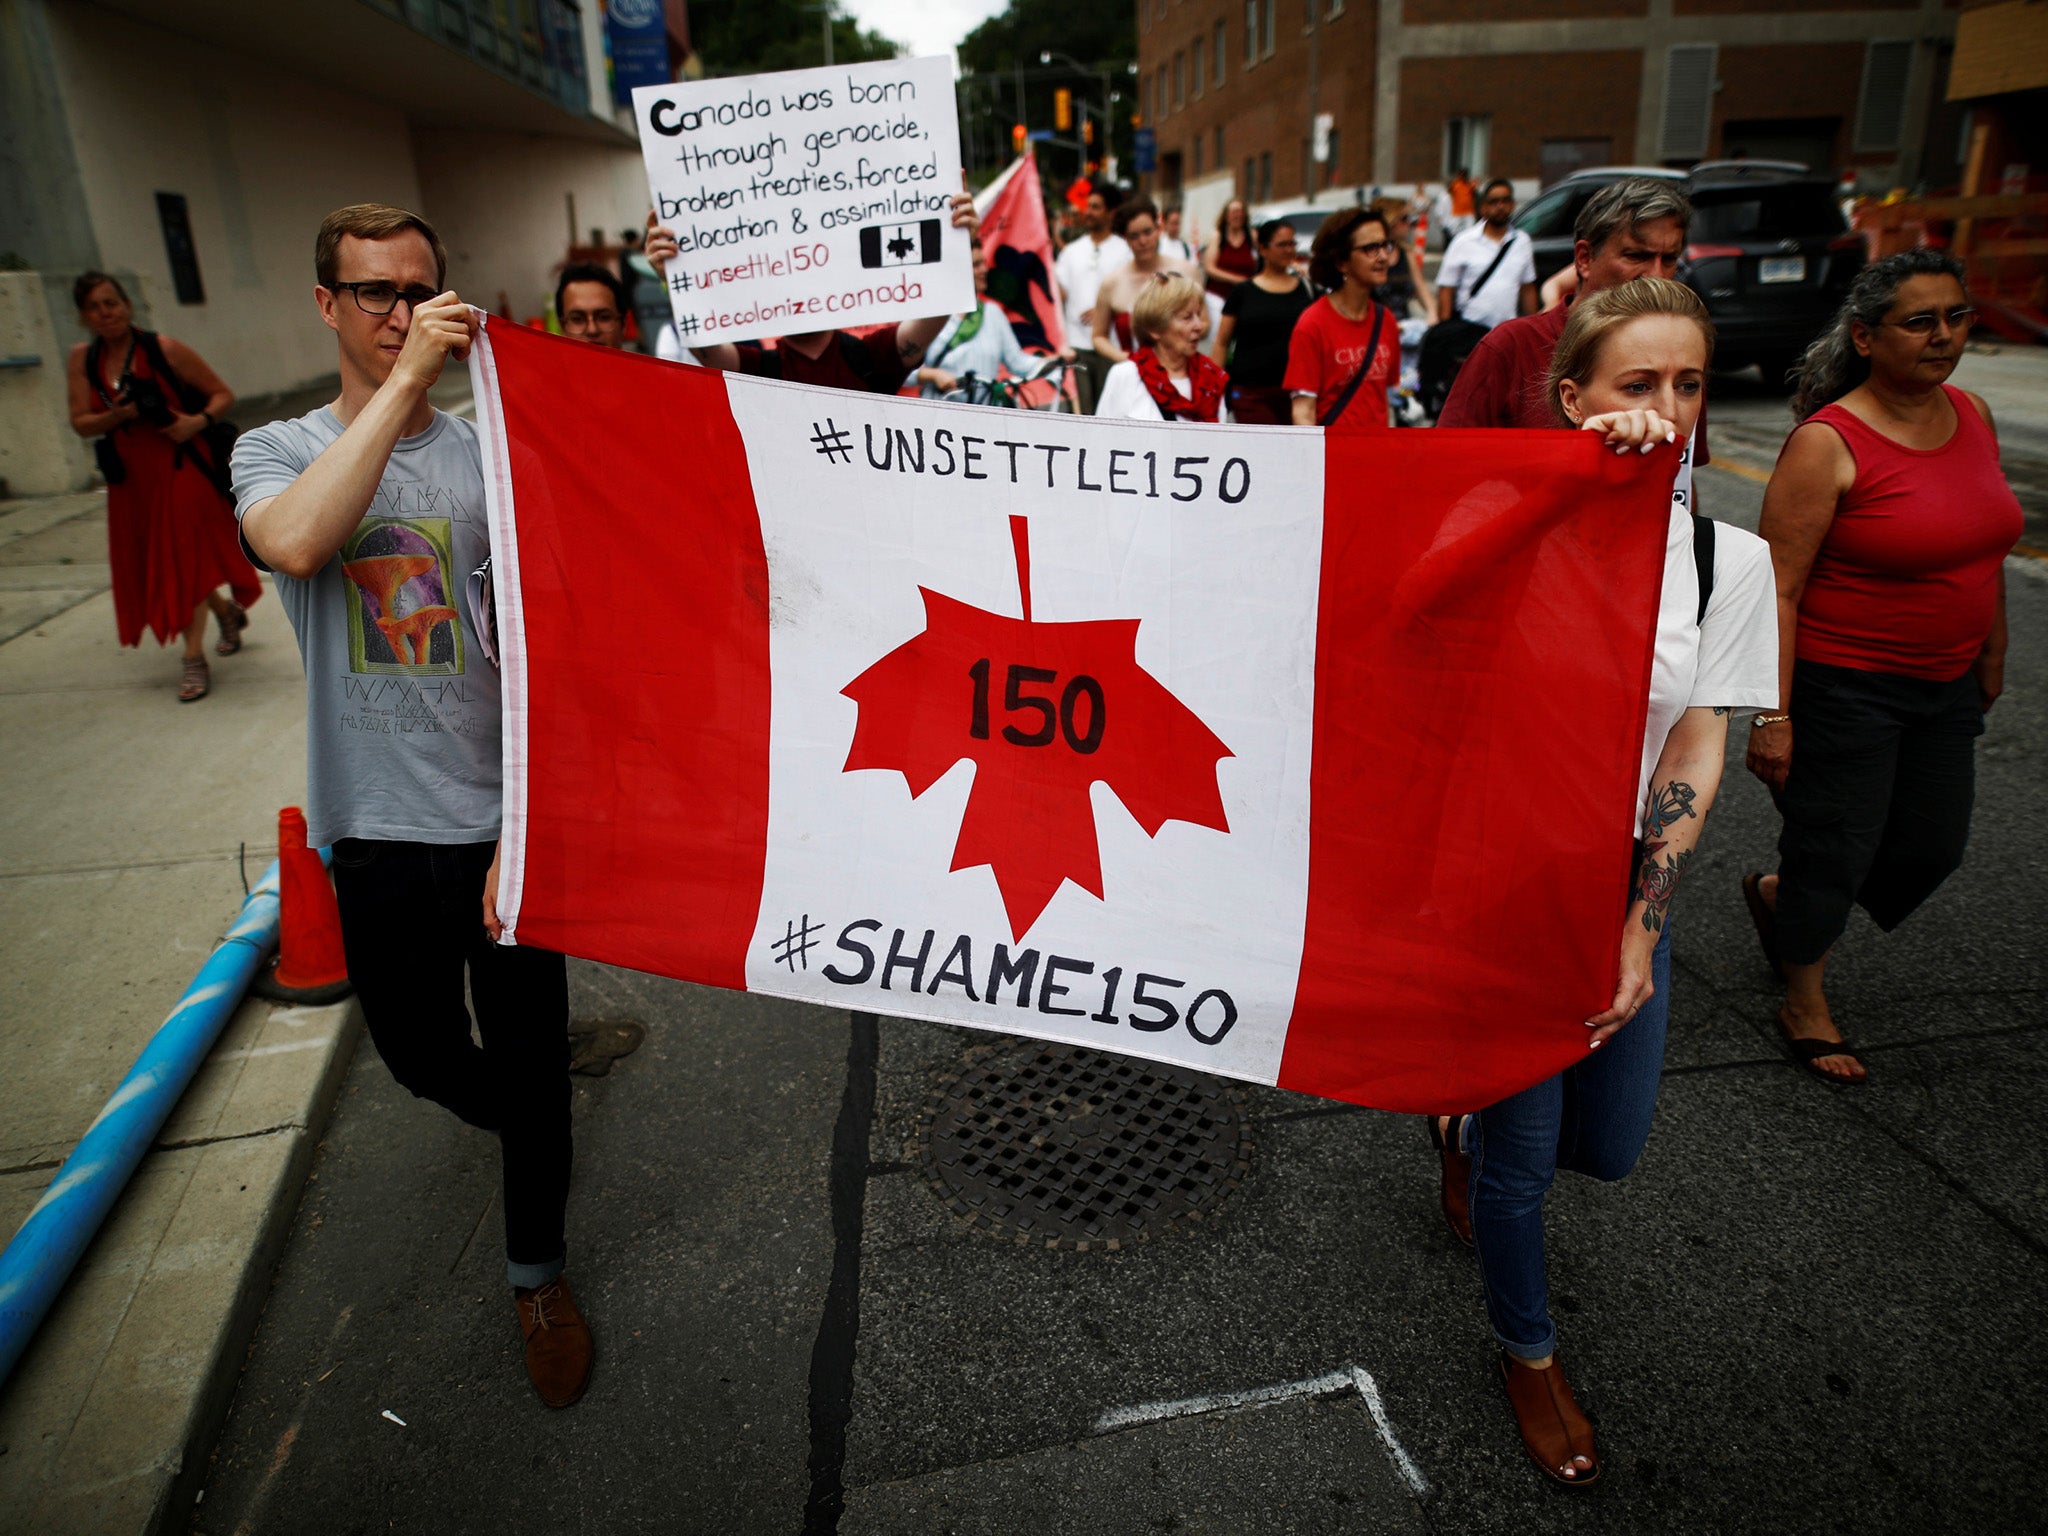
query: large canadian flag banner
[{"left": 470, "top": 319, "right": 1669, "bottom": 1114}]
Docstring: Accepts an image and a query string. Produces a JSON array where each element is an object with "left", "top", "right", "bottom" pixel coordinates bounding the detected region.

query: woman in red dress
[{"left": 66, "top": 272, "right": 261, "bottom": 701}]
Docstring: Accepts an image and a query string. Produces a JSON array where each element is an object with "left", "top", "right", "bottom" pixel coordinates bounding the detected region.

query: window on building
[
  {"left": 155, "top": 192, "right": 206, "bottom": 306},
  {"left": 1192, "top": 38, "right": 1203, "bottom": 98},
  {"left": 1157, "top": 66, "right": 1168, "bottom": 118},
  {"left": 1327, "top": 0, "right": 1343, "bottom": 15},
  {"left": 1245, "top": 0, "right": 1258, "bottom": 65},
  {"left": 1659, "top": 44, "right": 1717, "bottom": 161},
  {"left": 1245, "top": 155, "right": 1257, "bottom": 197},
  {"left": 1194, "top": 135, "right": 1205, "bottom": 176},
  {"left": 1174, "top": 51, "right": 1185, "bottom": 111},
  {"left": 1442, "top": 114, "right": 1491, "bottom": 181},
  {"left": 1262, "top": 0, "right": 1276, "bottom": 57},
  {"left": 1855, "top": 39, "right": 1913, "bottom": 152},
  {"left": 1259, "top": 150, "right": 1273, "bottom": 200},
  {"left": 1214, "top": 22, "right": 1226, "bottom": 85},
  {"left": 1216, "top": 124, "right": 1225, "bottom": 169},
  {"left": 1325, "top": 126, "right": 1341, "bottom": 183}
]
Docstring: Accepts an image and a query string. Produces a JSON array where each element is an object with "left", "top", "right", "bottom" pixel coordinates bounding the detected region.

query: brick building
[{"left": 1135, "top": 0, "right": 1963, "bottom": 228}]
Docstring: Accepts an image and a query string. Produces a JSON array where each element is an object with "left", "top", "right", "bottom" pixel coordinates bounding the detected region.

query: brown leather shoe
[
  {"left": 514, "top": 1277, "right": 594, "bottom": 1408},
  {"left": 1498, "top": 1351, "right": 1600, "bottom": 1487},
  {"left": 1426, "top": 1115, "right": 1474, "bottom": 1247}
]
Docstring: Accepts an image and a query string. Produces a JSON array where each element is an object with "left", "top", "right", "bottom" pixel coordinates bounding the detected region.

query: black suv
[
  {"left": 1511, "top": 161, "right": 1863, "bottom": 384},
  {"left": 1681, "top": 164, "right": 1864, "bottom": 383}
]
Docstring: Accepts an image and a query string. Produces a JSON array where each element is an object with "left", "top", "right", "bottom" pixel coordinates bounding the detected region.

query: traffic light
[
  {"left": 1054, "top": 88, "right": 1072, "bottom": 131},
  {"left": 1012, "top": 122, "right": 1027, "bottom": 153},
  {"left": 1082, "top": 117, "right": 1095, "bottom": 146}
]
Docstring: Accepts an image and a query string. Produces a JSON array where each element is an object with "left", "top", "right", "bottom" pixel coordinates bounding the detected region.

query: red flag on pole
[
  {"left": 974, "top": 155, "right": 1066, "bottom": 352},
  {"left": 472, "top": 320, "right": 1674, "bottom": 1114}
]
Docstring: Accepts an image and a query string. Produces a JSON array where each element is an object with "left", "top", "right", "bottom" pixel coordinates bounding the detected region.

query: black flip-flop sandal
[{"left": 1780, "top": 1029, "right": 1867, "bottom": 1086}]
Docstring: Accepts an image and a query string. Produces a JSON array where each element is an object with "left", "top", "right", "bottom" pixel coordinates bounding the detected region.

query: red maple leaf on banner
[{"left": 842, "top": 517, "right": 1234, "bottom": 940}]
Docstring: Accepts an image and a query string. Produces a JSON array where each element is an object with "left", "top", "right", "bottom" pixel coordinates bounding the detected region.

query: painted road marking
[{"left": 1092, "top": 1363, "right": 1431, "bottom": 1499}]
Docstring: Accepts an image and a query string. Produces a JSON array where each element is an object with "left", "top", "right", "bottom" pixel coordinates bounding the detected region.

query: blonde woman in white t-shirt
[{"left": 1425, "top": 278, "right": 1777, "bottom": 1490}]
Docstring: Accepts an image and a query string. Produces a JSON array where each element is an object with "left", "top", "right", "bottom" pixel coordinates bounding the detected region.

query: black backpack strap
[
  {"left": 1692, "top": 513, "right": 1715, "bottom": 627},
  {"left": 84, "top": 335, "right": 110, "bottom": 408},
  {"left": 133, "top": 329, "right": 208, "bottom": 414},
  {"left": 1318, "top": 303, "right": 1387, "bottom": 428},
  {"left": 1455, "top": 235, "right": 1517, "bottom": 320}
]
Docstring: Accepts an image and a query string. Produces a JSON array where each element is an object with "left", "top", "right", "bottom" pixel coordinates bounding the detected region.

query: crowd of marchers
[{"left": 61, "top": 161, "right": 2018, "bottom": 1490}]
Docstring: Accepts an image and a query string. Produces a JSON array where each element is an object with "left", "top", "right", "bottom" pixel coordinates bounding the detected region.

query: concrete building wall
[
  {"left": 1142, "top": 0, "right": 1380, "bottom": 204},
  {"left": 411, "top": 131, "right": 650, "bottom": 321},
  {"left": 41, "top": 1, "right": 422, "bottom": 399},
  {"left": 1404, "top": 0, "right": 1645, "bottom": 20},
  {"left": 1395, "top": 49, "right": 1641, "bottom": 182}
]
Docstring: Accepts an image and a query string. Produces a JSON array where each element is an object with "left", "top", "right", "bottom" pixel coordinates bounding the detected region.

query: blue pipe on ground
[{"left": 0, "top": 857, "right": 289, "bottom": 1387}]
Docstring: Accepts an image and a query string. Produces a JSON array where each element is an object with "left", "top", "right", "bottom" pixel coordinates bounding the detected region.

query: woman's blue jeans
[{"left": 1468, "top": 920, "right": 1672, "bottom": 1361}]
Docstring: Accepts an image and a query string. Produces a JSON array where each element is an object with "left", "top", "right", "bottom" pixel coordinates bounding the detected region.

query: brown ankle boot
[
  {"left": 1426, "top": 1114, "right": 1474, "bottom": 1247},
  {"left": 514, "top": 1277, "right": 594, "bottom": 1408},
  {"left": 1498, "top": 1351, "right": 1599, "bottom": 1486}
]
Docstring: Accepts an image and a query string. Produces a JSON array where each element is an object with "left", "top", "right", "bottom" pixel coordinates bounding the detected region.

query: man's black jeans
[{"left": 330, "top": 837, "right": 570, "bottom": 1288}]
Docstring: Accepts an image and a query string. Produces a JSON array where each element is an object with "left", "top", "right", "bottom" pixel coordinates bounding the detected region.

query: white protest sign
[{"left": 633, "top": 56, "right": 974, "bottom": 348}]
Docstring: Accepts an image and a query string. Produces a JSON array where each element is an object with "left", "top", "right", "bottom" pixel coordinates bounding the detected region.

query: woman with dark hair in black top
[{"left": 1210, "top": 221, "right": 1313, "bottom": 425}]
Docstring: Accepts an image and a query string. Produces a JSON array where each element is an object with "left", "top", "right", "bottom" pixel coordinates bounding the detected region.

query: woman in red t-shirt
[
  {"left": 1743, "top": 251, "right": 2020, "bottom": 1085},
  {"left": 1283, "top": 208, "right": 1401, "bottom": 432}
]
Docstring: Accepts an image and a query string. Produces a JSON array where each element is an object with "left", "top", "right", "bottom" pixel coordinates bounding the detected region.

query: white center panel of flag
[{"left": 730, "top": 378, "right": 1326, "bottom": 1089}]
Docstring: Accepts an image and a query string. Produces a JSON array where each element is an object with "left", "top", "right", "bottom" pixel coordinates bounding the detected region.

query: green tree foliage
[
  {"left": 956, "top": 0, "right": 1137, "bottom": 184},
  {"left": 689, "top": 0, "right": 901, "bottom": 76}
]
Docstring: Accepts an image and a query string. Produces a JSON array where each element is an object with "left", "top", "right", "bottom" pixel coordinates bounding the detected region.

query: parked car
[
  {"left": 1511, "top": 160, "right": 1861, "bottom": 385},
  {"left": 1681, "top": 165, "right": 1865, "bottom": 384}
]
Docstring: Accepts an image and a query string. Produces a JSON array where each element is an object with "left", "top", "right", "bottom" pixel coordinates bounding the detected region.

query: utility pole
[{"left": 1305, "top": 1, "right": 1320, "bottom": 199}]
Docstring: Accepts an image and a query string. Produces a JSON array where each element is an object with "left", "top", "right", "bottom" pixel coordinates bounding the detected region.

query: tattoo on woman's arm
[
  {"left": 1634, "top": 841, "right": 1692, "bottom": 932},
  {"left": 1643, "top": 779, "right": 1698, "bottom": 840}
]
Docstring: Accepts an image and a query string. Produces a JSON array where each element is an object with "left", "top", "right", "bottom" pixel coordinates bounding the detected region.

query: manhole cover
[{"left": 915, "top": 1039, "right": 1253, "bottom": 1251}]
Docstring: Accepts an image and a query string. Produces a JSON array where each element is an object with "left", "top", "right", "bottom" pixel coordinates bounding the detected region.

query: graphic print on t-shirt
[{"left": 340, "top": 515, "right": 465, "bottom": 675}]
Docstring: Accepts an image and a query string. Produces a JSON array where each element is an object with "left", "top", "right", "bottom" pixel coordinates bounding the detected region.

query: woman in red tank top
[{"left": 1742, "top": 251, "right": 2020, "bottom": 1084}]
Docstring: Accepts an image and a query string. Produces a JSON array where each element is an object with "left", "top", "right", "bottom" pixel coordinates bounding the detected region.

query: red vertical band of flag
[
  {"left": 488, "top": 326, "right": 771, "bottom": 983},
  {"left": 1277, "top": 430, "right": 1668, "bottom": 1112},
  {"left": 978, "top": 155, "right": 1066, "bottom": 352}
]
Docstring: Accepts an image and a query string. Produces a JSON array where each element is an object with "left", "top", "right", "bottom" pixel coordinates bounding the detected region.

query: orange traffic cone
[{"left": 253, "top": 807, "right": 353, "bottom": 1004}]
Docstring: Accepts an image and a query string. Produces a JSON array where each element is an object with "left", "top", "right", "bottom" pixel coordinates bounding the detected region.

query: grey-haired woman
[{"left": 1742, "top": 250, "right": 2020, "bottom": 1083}]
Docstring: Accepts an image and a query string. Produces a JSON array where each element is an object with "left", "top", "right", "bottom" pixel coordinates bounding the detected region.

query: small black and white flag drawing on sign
[{"left": 860, "top": 220, "right": 943, "bottom": 269}]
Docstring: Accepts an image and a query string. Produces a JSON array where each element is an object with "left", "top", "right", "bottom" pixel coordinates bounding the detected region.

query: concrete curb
[{"left": 0, "top": 994, "right": 362, "bottom": 1536}]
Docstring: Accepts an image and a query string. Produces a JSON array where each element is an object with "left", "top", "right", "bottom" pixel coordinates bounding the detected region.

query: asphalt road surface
[{"left": 193, "top": 378, "right": 2047, "bottom": 1536}]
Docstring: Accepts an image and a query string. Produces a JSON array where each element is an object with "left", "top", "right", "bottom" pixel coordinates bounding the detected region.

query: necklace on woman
[{"left": 1329, "top": 287, "right": 1372, "bottom": 322}]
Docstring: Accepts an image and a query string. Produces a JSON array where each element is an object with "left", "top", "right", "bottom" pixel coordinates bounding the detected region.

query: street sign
[
  {"left": 1134, "top": 127, "right": 1156, "bottom": 174},
  {"left": 1313, "top": 112, "right": 1334, "bottom": 164},
  {"left": 1028, "top": 129, "right": 1055, "bottom": 142}
]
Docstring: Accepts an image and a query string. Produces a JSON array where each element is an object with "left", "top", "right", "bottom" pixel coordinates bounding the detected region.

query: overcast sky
[{"left": 843, "top": 0, "right": 1009, "bottom": 67}]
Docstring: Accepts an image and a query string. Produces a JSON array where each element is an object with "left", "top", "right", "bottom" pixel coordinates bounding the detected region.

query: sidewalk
[{"left": 0, "top": 372, "right": 467, "bottom": 1536}]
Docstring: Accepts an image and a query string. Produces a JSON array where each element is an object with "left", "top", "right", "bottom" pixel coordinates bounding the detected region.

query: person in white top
[
  {"left": 1094, "top": 272, "right": 1227, "bottom": 421},
  {"left": 1435, "top": 178, "right": 1538, "bottom": 331},
  {"left": 1424, "top": 277, "right": 1775, "bottom": 1492},
  {"left": 1052, "top": 186, "right": 1132, "bottom": 413},
  {"left": 1156, "top": 205, "right": 1197, "bottom": 264}
]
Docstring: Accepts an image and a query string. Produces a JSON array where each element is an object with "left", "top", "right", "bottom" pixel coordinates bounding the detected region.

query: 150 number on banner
[{"left": 634, "top": 55, "right": 974, "bottom": 346}]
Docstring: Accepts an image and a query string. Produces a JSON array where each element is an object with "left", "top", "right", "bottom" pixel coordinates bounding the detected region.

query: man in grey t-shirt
[{"left": 233, "top": 203, "right": 592, "bottom": 1409}]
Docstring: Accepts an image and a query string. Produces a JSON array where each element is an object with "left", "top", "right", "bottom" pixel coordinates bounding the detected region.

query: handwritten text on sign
[{"left": 633, "top": 57, "right": 973, "bottom": 347}]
